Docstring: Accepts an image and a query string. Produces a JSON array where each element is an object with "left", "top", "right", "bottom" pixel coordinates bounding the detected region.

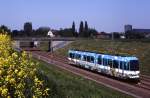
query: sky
[{"left": 0, "top": 0, "right": 150, "bottom": 32}]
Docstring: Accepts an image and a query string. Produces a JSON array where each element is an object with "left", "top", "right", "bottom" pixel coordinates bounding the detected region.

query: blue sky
[{"left": 0, "top": 0, "right": 150, "bottom": 32}]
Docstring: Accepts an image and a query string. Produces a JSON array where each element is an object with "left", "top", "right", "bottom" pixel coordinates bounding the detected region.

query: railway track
[
  {"left": 37, "top": 51, "right": 150, "bottom": 91},
  {"left": 137, "top": 75, "right": 150, "bottom": 91},
  {"left": 141, "top": 75, "right": 150, "bottom": 82},
  {"left": 28, "top": 50, "right": 150, "bottom": 98}
]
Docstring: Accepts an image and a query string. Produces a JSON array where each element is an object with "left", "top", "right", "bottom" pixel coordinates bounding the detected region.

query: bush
[{"left": 0, "top": 34, "right": 49, "bottom": 97}]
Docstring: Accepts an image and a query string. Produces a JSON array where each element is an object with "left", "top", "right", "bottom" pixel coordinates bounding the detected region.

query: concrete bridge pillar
[
  {"left": 13, "top": 41, "right": 20, "bottom": 48},
  {"left": 48, "top": 40, "right": 53, "bottom": 52}
]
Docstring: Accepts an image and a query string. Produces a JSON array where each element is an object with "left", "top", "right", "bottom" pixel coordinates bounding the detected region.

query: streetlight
[
  {"left": 47, "top": 30, "right": 55, "bottom": 62},
  {"left": 47, "top": 30, "right": 55, "bottom": 52}
]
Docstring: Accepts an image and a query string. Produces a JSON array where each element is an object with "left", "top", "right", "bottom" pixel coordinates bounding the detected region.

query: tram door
[
  {"left": 109, "top": 59, "right": 113, "bottom": 68},
  {"left": 108, "top": 59, "right": 115, "bottom": 76},
  {"left": 120, "top": 61, "right": 124, "bottom": 77}
]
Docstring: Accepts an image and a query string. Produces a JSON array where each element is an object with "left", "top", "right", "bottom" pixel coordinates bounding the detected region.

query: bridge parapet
[
  {"left": 13, "top": 37, "right": 76, "bottom": 41},
  {"left": 13, "top": 37, "right": 75, "bottom": 51}
]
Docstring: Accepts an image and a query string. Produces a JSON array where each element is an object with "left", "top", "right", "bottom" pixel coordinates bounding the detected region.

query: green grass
[
  {"left": 39, "top": 41, "right": 49, "bottom": 51},
  {"left": 55, "top": 39, "right": 150, "bottom": 76},
  {"left": 33, "top": 58, "right": 132, "bottom": 98}
]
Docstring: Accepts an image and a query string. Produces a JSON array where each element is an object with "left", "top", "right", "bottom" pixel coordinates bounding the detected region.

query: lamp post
[
  {"left": 47, "top": 30, "right": 55, "bottom": 62},
  {"left": 48, "top": 39, "right": 51, "bottom": 52},
  {"left": 112, "top": 32, "right": 114, "bottom": 41}
]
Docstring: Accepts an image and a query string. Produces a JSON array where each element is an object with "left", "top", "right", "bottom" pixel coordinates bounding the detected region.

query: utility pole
[
  {"left": 47, "top": 30, "right": 54, "bottom": 62},
  {"left": 47, "top": 30, "right": 54, "bottom": 52},
  {"left": 48, "top": 40, "right": 51, "bottom": 52},
  {"left": 112, "top": 32, "right": 114, "bottom": 40}
]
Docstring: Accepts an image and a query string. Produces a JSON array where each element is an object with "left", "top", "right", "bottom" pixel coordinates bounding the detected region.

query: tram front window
[{"left": 130, "top": 60, "right": 139, "bottom": 71}]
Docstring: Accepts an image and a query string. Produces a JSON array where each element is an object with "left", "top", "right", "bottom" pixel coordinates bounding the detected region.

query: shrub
[{"left": 0, "top": 34, "right": 49, "bottom": 97}]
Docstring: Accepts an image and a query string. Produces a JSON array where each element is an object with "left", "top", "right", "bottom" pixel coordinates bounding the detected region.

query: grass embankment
[
  {"left": 33, "top": 58, "right": 132, "bottom": 98},
  {"left": 56, "top": 39, "right": 150, "bottom": 76},
  {"left": 38, "top": 41, "right": 49, "bottom": 51}
]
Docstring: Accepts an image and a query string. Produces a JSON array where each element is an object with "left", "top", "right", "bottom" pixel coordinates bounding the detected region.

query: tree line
[
  {"left": 58, "top": 21, "right": 98, "bottom": 37},
  {"left": 0, "top": 21, "right": 98, "bottom": 38},
  {"left": 1, "top": 22, "right": 149, "bottom": 39}
]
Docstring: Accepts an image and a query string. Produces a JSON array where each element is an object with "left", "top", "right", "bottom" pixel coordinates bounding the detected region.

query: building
[
  {"left": 125, "top": 25, "right": 150, "bottom": 38},
  {"left": 125, "top": 25, "right": 132, "bottom": 33},
  {"left": 24, "top": 22, "right": 32, "bottom": 36},
  {"left": 96, "top": 32, "right": 111, "bottom": 39}
]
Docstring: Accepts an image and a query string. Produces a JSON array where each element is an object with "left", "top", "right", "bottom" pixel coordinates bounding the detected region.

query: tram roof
[{"left": 69, "top": 49, "right": 138, "bottom": 61}]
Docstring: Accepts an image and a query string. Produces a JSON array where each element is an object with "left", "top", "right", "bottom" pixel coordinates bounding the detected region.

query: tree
[
  {"left": 12, "top": 30, "right": 25, "bottom": 37},
  {"left": 72, "top": 21, "right": 75, "bottom": 36},
  {"left": 12, "top": 30, "right": 19, "bottom": 37},
  {"left": 58, "top": 28, "right": 74, "bottom": 37},
  {"left": 36, "top": 27, "right": 50, "bottom": 37},
  {"left": 84, "top": 21, "right": 89, "bottom": 37},
  {"left": 24, "top": 22, "right": 32, "bottom": 36},
  {"left": 111, "top": 32, "right": 121, "bottom": 39},
  {"left": 125, "top": 31, "right": 145, "bottom": 39},
  {"left": 79, "top": 21, "right": 84, "bottom": 37},
  {"left": 0, "top": 25, "right": 11, "bottom": 34},
  {"left": 85, "top": 21, "right": 88, "bottom": 32},
  {"left": 88, "top": 28, "right": 98, "bottom": 38}
]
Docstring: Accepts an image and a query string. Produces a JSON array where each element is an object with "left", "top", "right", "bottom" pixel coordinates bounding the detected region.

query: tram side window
[
  {"left": 120, "top": 61, "right": 123, "bottom": 69},
  {"left": 69, "top": 53, "right": 75, "bottom": 58},
  {"left": 87, "top": 56, "right": 94, "bottom": 63},
  {"left": 113, "top": 60, "right": 119, "bottom": 68},
  {"left": 108, "top": 59, "right": 113, "bottom": 66},
  {"left": 90, "top": 56, "right": 94, "bottom": 63},
  {"left": 98, "top": 56, "right": 102, "bottom": 64},
  {"left": 83, "top": 55, "right": 87, "bottom": 61},
  {"left": 83, "top": 55, "right": 94, "bottom": 63},
  {"left": 103, "top": 58, "right": 107, "bottom": 66},
  {"left": 102, "top": 58, "right": 105, "bottom": 65},
  {"left": 76, "top": 54, "right": 81, "bottom": 60},
  {"left": 124, "top": 62, "right": 129, "bottom": 70},
  {"left": 86, "top": 56, "right": 90, "bottom": 62},
  {"left": 130, "top": 60, "right": 139, "bottom": 71}
]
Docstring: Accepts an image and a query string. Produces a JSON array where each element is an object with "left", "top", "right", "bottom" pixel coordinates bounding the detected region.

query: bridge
[
  {"left": 13, "top": 37, "right": 76, "bottom": 41},
  {"left": 13, "top": 37, "right": 75, "bottom": 52}
]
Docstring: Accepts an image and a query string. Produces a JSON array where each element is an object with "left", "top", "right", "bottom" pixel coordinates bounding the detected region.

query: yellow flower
[
  {"left": 0, "top": 70, "right": 2, "bottom": 75},
  {"left": 15, "top": 69, "right": 18, "bottom": 73},
  {"left": 9, "top": 78, "right": 16, "bottom": 84},
  {"left": 12, "top": 53, "right": 18, "bottom": 58},
  {"left": 1, "top": 88, "right": 8, "bottom": 96},
  {"left": 18, "top": 70, "right": 24, "bottom": 77},
  {"left": 0, "top": 34, "right": 50, "bottom": 97},
  {"left": 7, "top": 96, "right": 11, "bottom": 98}
]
